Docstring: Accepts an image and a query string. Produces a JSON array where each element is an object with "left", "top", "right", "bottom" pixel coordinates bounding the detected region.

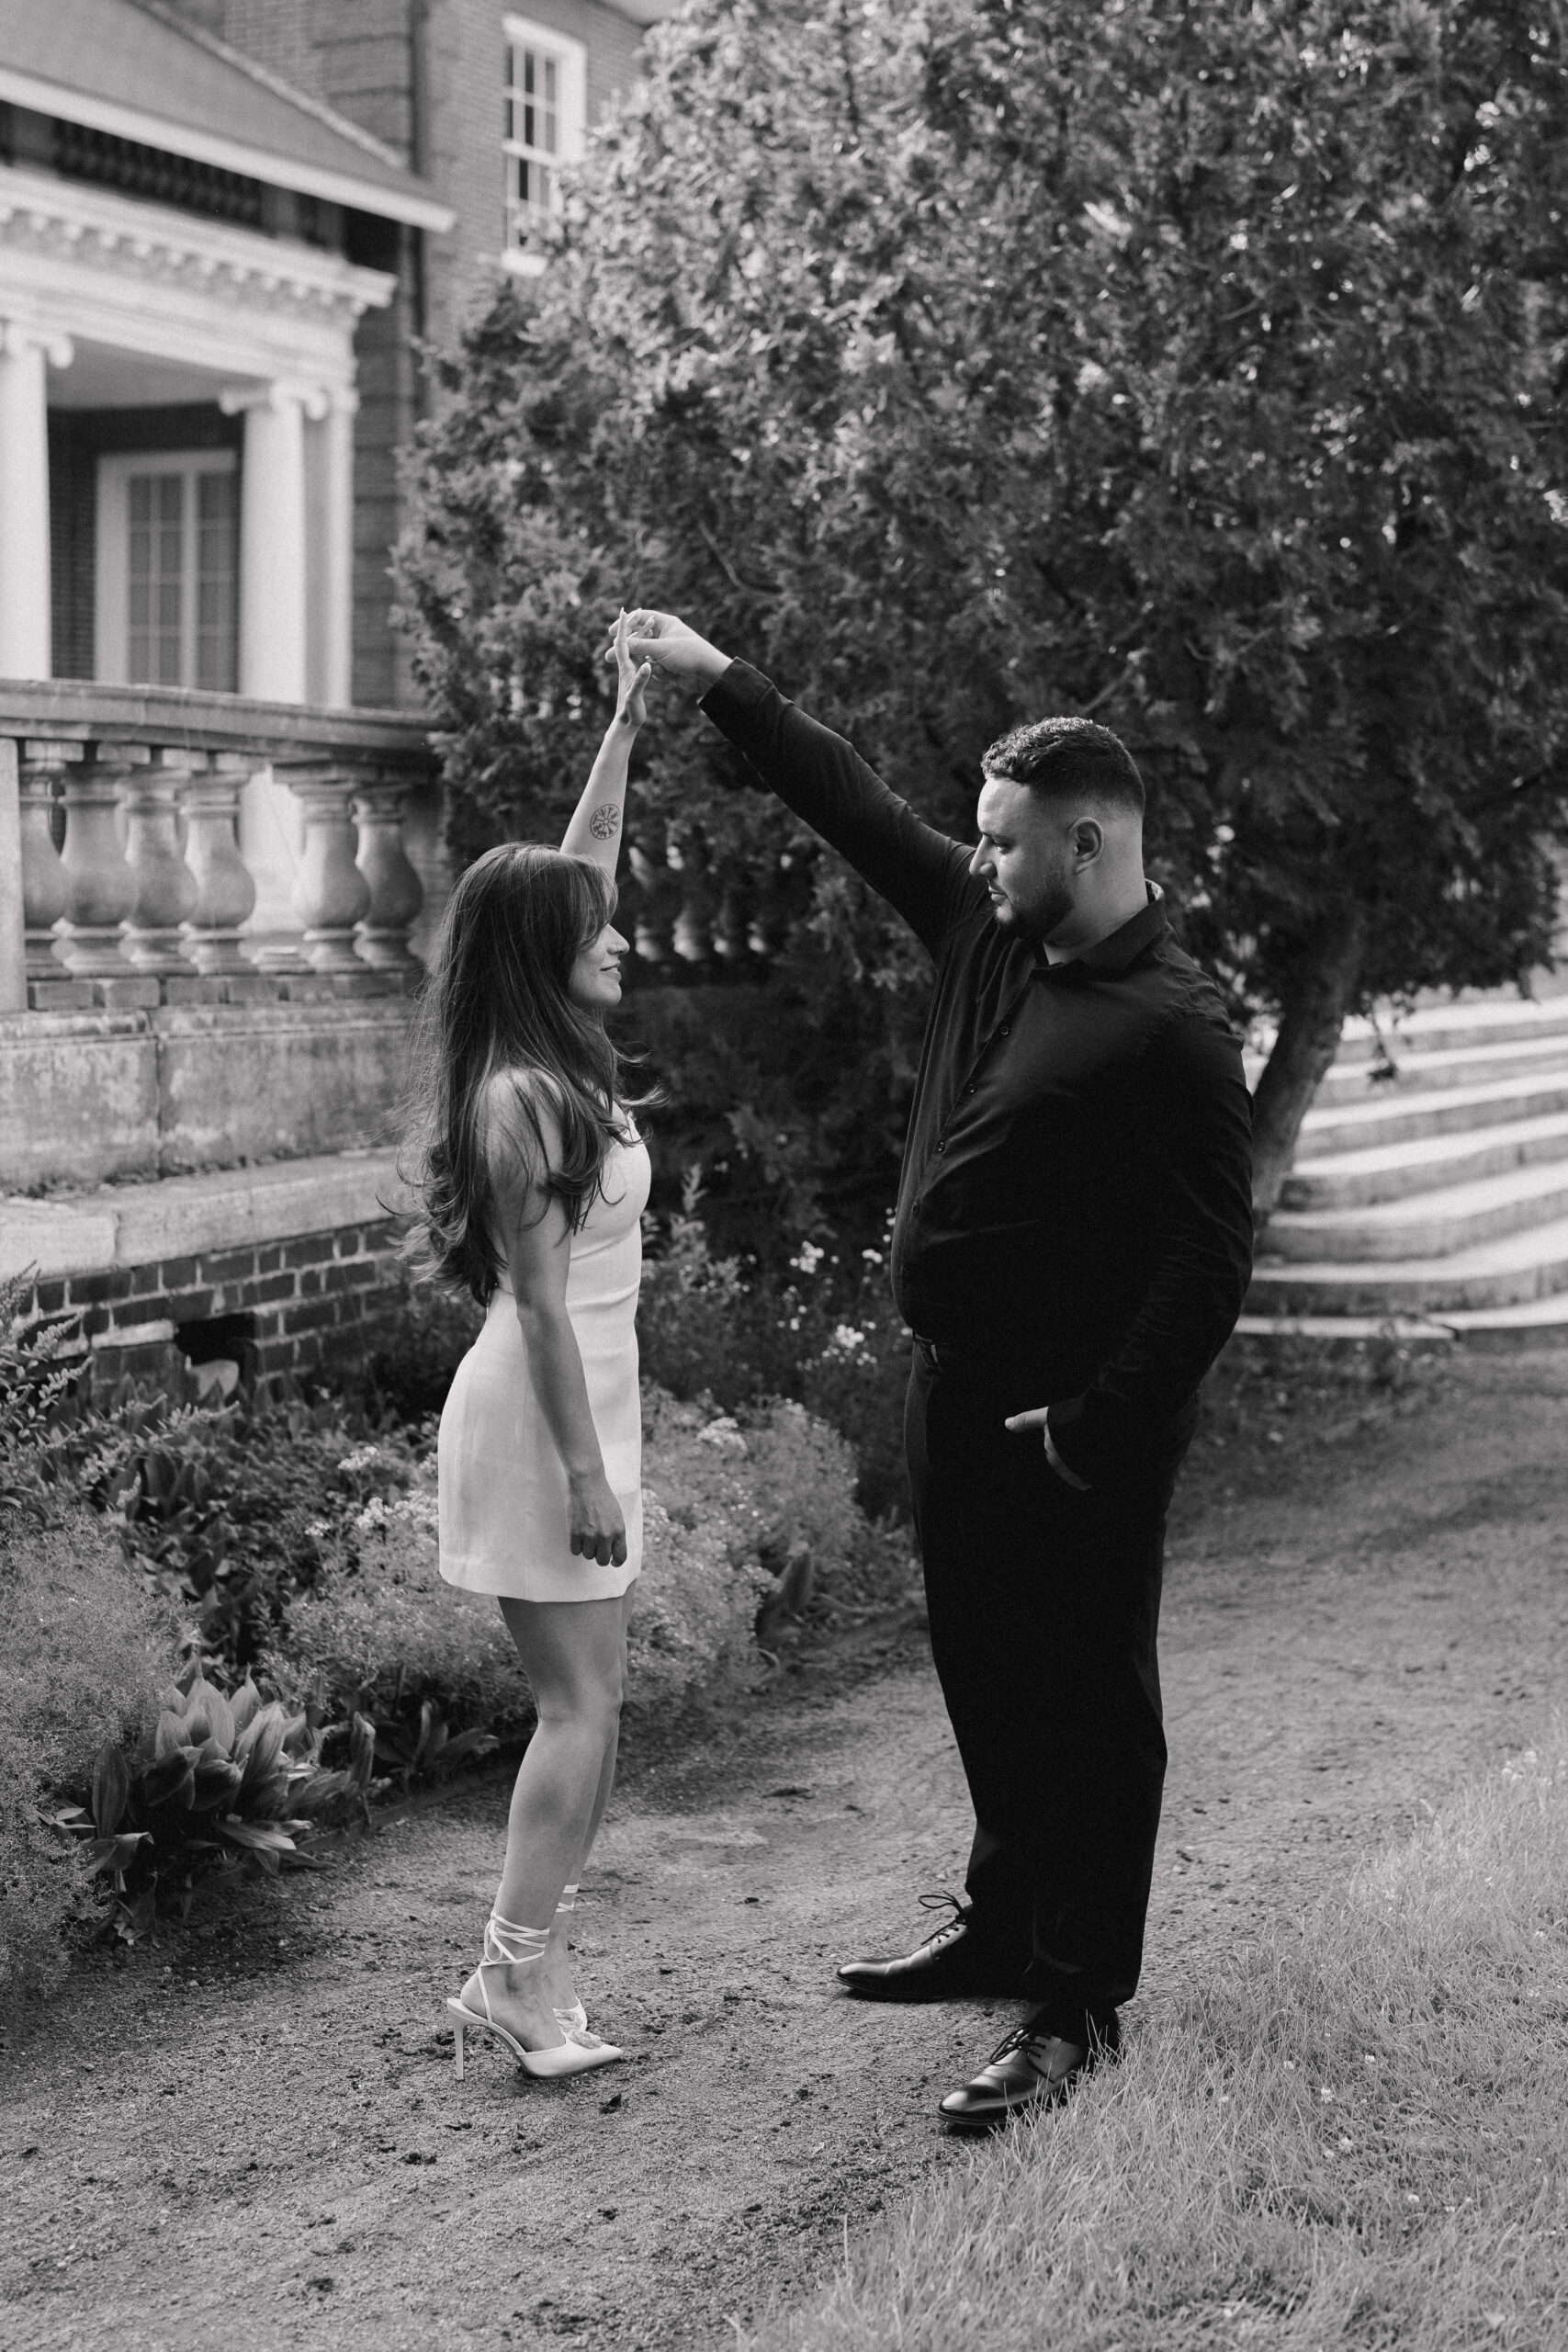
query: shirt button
[
  {"left": 934, "top": 1140, "right": 946, "bottom": 1153},
  {"left": 964, "top": 1084, "right": 976, "bottom": 1095},
  {"left": 998, "top": 1023, "right": 1010, "bottom": 1037}
]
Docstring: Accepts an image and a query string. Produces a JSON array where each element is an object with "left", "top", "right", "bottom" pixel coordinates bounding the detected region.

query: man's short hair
[{"left": 982, "top": 717, "right": 1145, "bottom": 820}]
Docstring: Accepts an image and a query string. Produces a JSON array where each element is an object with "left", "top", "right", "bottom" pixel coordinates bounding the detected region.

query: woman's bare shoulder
[{"left": 480, "top": 1064, "right": 565, "bottom": 1180}]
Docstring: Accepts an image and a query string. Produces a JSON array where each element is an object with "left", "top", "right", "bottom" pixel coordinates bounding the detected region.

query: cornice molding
[{"left": 0, "top": 164, "right": 396, "bottom": 325}]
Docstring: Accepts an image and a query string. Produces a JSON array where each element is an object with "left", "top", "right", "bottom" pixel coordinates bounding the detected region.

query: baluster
[
  {"left": 56, "top": 744, "right": 158, "bottom": 1006},
  {"left": 711, "top": 882, "right": 749, "bottom": 965},
  {"left": 627, "top": 837, "right": 667, "bottom": 966},
  {"left": 237, "top": 762, "right": 310, "bottom": 978},
  {"left": 352, "top": 768, "right": 425, "bottom": 984},
  {"left": 18, "top": 740, "right": 91, "bottom": 1009},
  {"left": 180, "top": 754, "right": 268, "bottom": 999},
  {"left": 748, "top": 849, "right": 797, "bottom": 961},
  {"left": 671, "top": 895, "right": 713, "bottom": 966},
  {"left": 280, "top": 763, "right": 377, "bottom": 990},
  {"left": 627, "top": 837, "right": 666, "bottom": 966},
  {"left": 668, "top": 827, "right": 713, "bottom": 967},
  {"left": 121, "top": 750, "right": 202, "bottom": 995}
]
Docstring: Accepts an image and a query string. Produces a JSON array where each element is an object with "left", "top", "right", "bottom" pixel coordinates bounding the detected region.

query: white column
[
  {"left": 224, "top": 382, "right": 310, "bottom": 704},
  {"left": 0, "top": 325, "right": 70, "bottom": 680},
  {"left": 224, "top": 381, "right": 312, "bottom": 967},
  {"left": 307, "top": 388, "right": 357, "bottom": 709}
]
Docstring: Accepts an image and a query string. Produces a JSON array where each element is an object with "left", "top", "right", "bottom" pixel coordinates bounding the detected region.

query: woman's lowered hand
[{"left": 567, "top": 1466, "right": 628, "bottom": 1568}]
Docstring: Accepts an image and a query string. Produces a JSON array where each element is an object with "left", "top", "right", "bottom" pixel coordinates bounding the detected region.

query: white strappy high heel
[{"left": 446, "top": 1911, "right": 623, "bottom": 2080}]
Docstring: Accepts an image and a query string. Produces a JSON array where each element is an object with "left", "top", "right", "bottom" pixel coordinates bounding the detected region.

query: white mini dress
[{"left": 437, "top": 1125, "right": 651, "bottom": 1602}]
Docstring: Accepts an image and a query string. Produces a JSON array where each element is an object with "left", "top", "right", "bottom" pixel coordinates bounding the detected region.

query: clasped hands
[{"left": 601, "top": 607, "right": 731, "bottom": 691}]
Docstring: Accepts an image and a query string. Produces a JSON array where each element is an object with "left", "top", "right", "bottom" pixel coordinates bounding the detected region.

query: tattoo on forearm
[{"left": 588, "top": 804, "right": 620, "bottom": 841}]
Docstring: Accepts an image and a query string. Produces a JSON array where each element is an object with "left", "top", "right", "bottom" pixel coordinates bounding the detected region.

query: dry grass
[{"left": 740, "top": 1729, "right": 1568, "bottom": 2352}]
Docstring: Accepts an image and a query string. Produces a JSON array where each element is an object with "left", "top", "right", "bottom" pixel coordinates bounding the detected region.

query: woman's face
[{"left": 567, "top": 919, "right": 628, "bottom": 1009}]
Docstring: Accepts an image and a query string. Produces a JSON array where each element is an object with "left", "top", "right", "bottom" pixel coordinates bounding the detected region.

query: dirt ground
[{"left": 4, "top": 1352, "right": 1566, "bottom": 2352}]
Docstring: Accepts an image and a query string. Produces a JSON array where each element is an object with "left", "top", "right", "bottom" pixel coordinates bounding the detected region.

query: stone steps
[
  {"left": 1282, "top": 1111, "right": 1568, "bottom": 1212},
  {"left": 1299, "top": 1069, "right": 1568, "bottom": 1158},
  {"left": 1248, "top": 979, "right": 1568, "bottom": 1345},
  {"left": 1314, "top": 1028, "right": 1568, "bottom": 1104},
  {"left": 1265, "top": 1157, "right": 1568, "bottom": 1263},
  {"left": 1335, "top": 995, "right": 1568, "bottom": 1063},
  {"left": 1248, "top": 1210, "right": 1568, "bottom": 1317}
]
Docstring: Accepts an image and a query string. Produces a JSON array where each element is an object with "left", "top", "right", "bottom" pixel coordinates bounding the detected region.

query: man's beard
[{"left": 991, "top": 870, "right": 1075, "bottom": 947}]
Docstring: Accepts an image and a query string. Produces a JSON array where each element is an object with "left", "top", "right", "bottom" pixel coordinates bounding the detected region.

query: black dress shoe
[
  {"left": 937, "top": 2009, "right": 1119, "bottom": 2131},
  {"left": 836, "top": 1895, "right": 1029, "bottom": 2003}
]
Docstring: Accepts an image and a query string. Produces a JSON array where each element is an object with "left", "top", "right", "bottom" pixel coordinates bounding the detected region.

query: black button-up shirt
[{"left": 701, "top": 662, "right": 1254, "bottom": 1487}]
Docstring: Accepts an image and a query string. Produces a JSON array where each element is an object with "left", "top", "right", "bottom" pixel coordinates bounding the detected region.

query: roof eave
[{"left": 0, "top": 63, "right": 455, "bottom": 233}]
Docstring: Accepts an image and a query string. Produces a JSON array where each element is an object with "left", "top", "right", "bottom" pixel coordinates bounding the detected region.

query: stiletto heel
[{"left": 446, "top": 1910, "right": 623, "bottom": 2080}]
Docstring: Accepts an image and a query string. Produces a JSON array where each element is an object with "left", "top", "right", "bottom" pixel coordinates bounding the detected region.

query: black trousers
[{"left": 905, "top": 1347, "right": 1186, "bottom": 2040}]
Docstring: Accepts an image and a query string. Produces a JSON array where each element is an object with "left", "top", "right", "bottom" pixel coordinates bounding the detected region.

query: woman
[{"left": 408, "top": 615, "right": 654, "bottom": 2082}]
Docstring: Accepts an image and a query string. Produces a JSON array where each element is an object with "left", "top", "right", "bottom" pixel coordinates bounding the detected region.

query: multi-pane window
[
  {"left": 502, "top": 17, "right": 586, "bottom": 265},
  {"left": 96, "top": 454, "right": 239, "bottom": 692}
]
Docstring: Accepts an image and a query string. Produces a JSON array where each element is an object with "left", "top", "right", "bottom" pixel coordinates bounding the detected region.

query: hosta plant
[{"left": 50, "top": 1664, "right": 375, "bottom": 1927}]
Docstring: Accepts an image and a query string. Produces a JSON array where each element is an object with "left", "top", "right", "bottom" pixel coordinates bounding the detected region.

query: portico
[{"left": 0, "top": 159, "right": 387, "bottom": 703}]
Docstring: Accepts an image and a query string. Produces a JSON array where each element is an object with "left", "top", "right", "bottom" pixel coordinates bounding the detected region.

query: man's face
[{"left": 969, "top": 775, "right": 1077, "bottom": 944}]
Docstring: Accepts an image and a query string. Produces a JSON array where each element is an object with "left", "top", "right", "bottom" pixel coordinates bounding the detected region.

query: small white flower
[{"left": 829, "top": 1324, "right": 871, "bottom": 1357}]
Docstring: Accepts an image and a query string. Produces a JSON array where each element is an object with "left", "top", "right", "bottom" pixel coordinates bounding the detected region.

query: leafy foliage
[
  {"left": 48, "top": 1665, "right": 370, "bottom": 1939},
  {"left": 264, "top": 1379, "right": 880, "bottom": 1731},
  {"left": 398, "top": 0, "right": 1568, "bottom": 1208},
  {"left": 638, "top": 1175, "right": 912, "bottom": 1518}
]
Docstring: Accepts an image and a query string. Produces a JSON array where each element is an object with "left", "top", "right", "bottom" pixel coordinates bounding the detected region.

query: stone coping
[
  {"left": 1, "top": 1149, "right": 412, "bottom": 1282},
  {"left": 0, "top": 677, "right": 434, "bottom": 762}
]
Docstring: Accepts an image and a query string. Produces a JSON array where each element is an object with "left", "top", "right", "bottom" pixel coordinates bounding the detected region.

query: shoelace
[
  {"left": 916, "top": 1889, "right": 969, "bottom": 1952},
  {"left": 987, "top": 2021, "right": 1046, "bottom": 2064}
]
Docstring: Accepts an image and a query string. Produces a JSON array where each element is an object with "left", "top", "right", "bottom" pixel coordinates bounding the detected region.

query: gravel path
[{"left": 3, "top": 1354, "right": 1565, "bottom": 2352}]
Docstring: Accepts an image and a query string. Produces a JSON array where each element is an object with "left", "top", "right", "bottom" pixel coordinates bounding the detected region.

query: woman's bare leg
[
  {"left": 457, "top": 1592, "right": 625, "bottom": 2045},
  {"left": 547, "top": 1589, "right": 636, "bottom": 2001}
]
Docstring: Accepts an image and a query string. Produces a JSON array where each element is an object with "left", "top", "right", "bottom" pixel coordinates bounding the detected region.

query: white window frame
[
  {"left": 95, "top": 449, "right": 239, "bottom": 691},
  {"left": 501, "top": 11, "right": 588, "bottom": 277}
]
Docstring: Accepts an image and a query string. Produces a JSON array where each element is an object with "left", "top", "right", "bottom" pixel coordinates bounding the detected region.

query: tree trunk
[{"left": 1250, "top": 905, "right": 1367, "bottom": 1222}]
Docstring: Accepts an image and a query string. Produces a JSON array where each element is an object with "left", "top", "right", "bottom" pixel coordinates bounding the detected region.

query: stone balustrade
[
  {"left": 0, "top": 681, "right": 806, "bottom": 1022},
  {"left": 0, "top": 679, "right": 436, "bottom": 1013}
]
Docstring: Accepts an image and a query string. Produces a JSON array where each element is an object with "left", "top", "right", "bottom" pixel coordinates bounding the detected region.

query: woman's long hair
[{"left": 403, "top": 843, "right": 657, "bottom": 1303}]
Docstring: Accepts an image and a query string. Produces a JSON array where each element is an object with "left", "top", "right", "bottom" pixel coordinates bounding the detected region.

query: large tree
[{"left": 399, "top": 0, "right": 1568, "bottom": 1215}]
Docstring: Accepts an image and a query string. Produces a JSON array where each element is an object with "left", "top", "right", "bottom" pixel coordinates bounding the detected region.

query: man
[{"left": 618, "top": 610, "right": 1254, "bottom": 2130}]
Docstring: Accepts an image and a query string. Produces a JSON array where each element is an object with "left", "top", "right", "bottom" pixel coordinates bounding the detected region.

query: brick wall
[
  {"left": 423, "top": 0, "right": 648, "bottom": 352},
  {"left": 20, "top": 1218, "right": 405, "bottom": 1389}
]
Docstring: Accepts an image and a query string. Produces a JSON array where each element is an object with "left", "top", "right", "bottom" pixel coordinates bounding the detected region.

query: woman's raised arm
[{"left": 558, "top": 610, "right": 649, "bottom": 880}]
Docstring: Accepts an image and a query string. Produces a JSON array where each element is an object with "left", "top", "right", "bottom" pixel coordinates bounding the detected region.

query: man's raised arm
[{"left": 618, "top": 610, "right": 972, "bottom": 958}]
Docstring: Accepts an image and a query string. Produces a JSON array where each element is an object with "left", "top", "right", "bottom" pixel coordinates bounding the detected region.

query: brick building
[
  {"left": 0, "top": 0, "right": 669, "bottom": 1386},
  {"left": 2, "top": 0, "right": 664, "bottom": 712}
]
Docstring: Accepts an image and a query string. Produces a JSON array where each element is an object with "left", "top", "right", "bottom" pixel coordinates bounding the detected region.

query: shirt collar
[{"left": 1036, "top": 882, "right": 1168, "bottom": 978}]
